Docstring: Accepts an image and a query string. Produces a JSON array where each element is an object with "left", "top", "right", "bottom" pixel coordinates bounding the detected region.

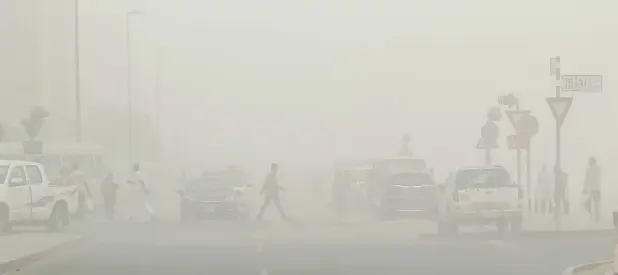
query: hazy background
[{"left": 1, "top": 0, "right": 618, "bottom": 187}]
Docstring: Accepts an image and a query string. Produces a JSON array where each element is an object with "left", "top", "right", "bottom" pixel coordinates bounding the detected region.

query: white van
[
  {"left": 436, "top": 166, "right": 523, "bottom": 234},
  {"left": 0, "top": 161, "right": 78, "bottom": 232}
]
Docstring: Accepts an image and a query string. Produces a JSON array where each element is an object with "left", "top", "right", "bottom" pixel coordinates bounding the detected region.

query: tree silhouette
[{"left": 21, "top": 106, "right": 49, "bottom": 140}]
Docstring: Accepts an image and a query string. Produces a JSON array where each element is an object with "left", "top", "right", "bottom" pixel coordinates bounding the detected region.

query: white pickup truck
[
  {"left": 0, "top": 160, "right": 78, "bottom": 233},
  {"left": 436, "top": 166, "right": 523, "bottom": 234}
]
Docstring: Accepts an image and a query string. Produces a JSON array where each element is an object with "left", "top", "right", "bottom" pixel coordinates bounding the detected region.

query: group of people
[
  {"left": 58, "top": 163, "right": 155, "bottom": 222},
  {"left": 535, "top": 157, "right": 602, "bottom": 223}
]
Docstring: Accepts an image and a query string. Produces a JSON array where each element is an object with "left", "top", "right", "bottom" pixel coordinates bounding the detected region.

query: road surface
[{"left": 7, "top": 221, "right": 614, "bottom": 275}]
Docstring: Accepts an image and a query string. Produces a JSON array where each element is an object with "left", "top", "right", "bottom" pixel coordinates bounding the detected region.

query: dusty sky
[{"left": 16, "top": 0, "right": 618, "bottom": 183}]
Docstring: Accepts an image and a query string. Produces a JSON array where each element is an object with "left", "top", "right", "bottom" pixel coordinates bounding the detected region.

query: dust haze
[{"left": 0, "top": 0, "right": 617, "bottom": 274}]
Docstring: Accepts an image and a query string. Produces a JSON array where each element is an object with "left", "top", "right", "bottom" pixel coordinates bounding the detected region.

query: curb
[
  {"left": 562, "top": 260, "right": 612, "bottom": 275},
  {"left": 0, "top": 234, "right": 91, "bottom": 274},
  {"left": 419, "top": 229, "right": 614, "bottom": 240}
]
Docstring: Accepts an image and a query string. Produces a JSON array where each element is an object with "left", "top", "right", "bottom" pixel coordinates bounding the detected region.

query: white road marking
[
  {"left": 256, "top": 234, "right": 268, "bottom": 275},
  {"left": 486, "top": 239, "right": 520, "bottom": 251}
]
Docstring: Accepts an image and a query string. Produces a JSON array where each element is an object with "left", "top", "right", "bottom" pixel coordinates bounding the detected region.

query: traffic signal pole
[
  {"left": 552, "top": 56, "right": 563, "bottom": 229},
  {"left": 555, "top": 57, "right": 562, "bottom": 180},
  {"left": 515, "top": 103, "right": 521, "bottom": 194}
]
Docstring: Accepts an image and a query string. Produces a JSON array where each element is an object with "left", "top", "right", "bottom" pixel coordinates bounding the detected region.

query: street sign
[
  {"left": 561, "top": 75, "right": 602, "bottom": 93},
  {"left": 507, "top": 134, "right": 529, "bottom": 150},
  {"left": 477, "top": 121, "right": 499, "bottom": 149},
  {"left": 519, "top": 115, "right": 539, "bottom": 137},
  {"left": 505, "top": 110, "right": 530, "bottom": 134},
  {"left": 476, "top": 137, "right": 498, "bottom": 149},
  {"left": 498, "top": 93, "right": 519, "bottom": 108},
  {"left": 506, "top": 111, "right": 539, "bottom": 137},
  {"left": 547, "top": 97, "right": 573, "bottom": 127}
]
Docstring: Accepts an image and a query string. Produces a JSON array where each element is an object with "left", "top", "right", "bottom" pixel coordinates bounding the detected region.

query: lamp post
[{"left": 126, "top": 10, "right": 140, "bottom": 164}]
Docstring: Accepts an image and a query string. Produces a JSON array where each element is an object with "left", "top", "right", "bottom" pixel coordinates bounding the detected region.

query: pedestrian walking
[
  {"left": 583, "top": 157, "right": 601, "bottom": 223},
  {"left": 101, "top": 172, "right": 118, "bottom": 220},
  {"left": 553, "top": 165, "right": 569, "bottom": 228},
  {"left": 256, "top": 163, "right": 288, "bottom": 221},
  {"left": 127, "top": 163, "right": 155, "bottom": 221},
  {"left": 535, "top": 164, "right": 552, "bottom": 215}
]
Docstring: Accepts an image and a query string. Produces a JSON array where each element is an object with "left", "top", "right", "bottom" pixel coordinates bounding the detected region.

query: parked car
[
  {"left": 178, "top": 176, "right": 252, "bottom": 221},
  {"left": 435, "top": 165, "right": 523, "bottom": 234},
  {"left": 0, "top": 160, "right": 78, "bottom": 233},
  {"left": 377, "top": 171, "right": 437, "bottom": 220}
]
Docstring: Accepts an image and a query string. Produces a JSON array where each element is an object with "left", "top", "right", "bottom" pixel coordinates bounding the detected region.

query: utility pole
[
  {"left": 554, "top": 57, "right": 561, "bottom": 179},
  {"left": 126, "top": 10, "right": 140, "bottom": 165},
  {"left": 74, "top": 0, "right": 82, "bottom": 142},
  {"left": 515, "top": 103, "right": 521, "bottom": 194},
  {"left": 155, "top": 48, "right": 161, "bottom": 137}
]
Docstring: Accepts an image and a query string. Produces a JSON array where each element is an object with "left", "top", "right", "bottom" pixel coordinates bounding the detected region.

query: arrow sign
[
  {"left": 498, "top": 93, "right": 519, "bottom": 108},
  {"left": 547, "top": 97, "right": 573, "bottom": 127}
]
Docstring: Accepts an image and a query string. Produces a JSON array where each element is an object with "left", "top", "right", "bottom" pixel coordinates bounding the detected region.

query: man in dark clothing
[
  {"left": 101, "top": 173, "right": 118, "bottom": 220},
  {"left": 257, "top": 163, "right": 288, "bottom": 221},
  {"left": 554, "top": 166, "right": 569, "bottom": 216}
]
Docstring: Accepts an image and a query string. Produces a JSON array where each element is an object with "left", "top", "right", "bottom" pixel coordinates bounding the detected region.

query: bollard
[{"left": 612, "top": 211, "right": 618, "bottom": 275}]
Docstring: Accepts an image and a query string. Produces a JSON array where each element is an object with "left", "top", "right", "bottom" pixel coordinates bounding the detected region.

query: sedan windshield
[{"left": 185, "top": 177, "right": 233, "bottom": 191}]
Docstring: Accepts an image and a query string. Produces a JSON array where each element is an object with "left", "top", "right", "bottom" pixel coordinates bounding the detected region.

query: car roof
[
  {"left": 0, "top": 160, "right": 39, "bottom": 166},
  {"left": 380, "top": 156, "right": 426, "bottom": 161},
  {"left": 457, "top": 165, "right": 507, "bottom": 171}
]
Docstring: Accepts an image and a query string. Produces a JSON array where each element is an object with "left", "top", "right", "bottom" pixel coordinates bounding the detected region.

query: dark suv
[
  {"left": 178, "top": 176, "right": 251, "bottom": 221},
  {"left": 377, "top": 172, "right": 437, "bottom": 220}
]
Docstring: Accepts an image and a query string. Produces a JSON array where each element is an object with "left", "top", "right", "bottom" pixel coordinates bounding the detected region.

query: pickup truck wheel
[{"left": 48, "top": 204, "right": 69, "bottom": 232}]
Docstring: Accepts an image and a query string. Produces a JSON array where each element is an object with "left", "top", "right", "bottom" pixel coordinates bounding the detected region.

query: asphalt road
[{"left": 8, "top": 221, "right": 615, "bottom": 275}]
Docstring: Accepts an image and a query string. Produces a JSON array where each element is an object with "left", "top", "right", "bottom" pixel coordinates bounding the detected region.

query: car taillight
[{"left": 452, "top": 190, "right": 459, "bottom": 202}]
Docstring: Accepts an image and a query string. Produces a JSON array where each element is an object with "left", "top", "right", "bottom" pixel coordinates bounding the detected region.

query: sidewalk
[
  {"left": 524, "top": 213, "right": 614, "bottom": 231},
  {"left": 563, "top": 261, "right": 613, "bottom": 275},
  {"left": 0, "top": 230, "right": 85, "bottom": 272}
]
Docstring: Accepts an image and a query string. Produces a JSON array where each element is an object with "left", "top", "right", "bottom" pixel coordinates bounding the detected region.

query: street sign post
[
  {"left": 500, "top": 92, "right": 540, "bottom": 213},
  {"left": 498, "top": 93, "right": 519, "bottom": 108},
  {"left": 561, "top": 75, "right": 602, "bottom": 93},
  {"left": 507, "top": 134, "right": 529, "bottom": 150},
  {"left": 505, "top": 110, "right": 530, "bottom": 134}
]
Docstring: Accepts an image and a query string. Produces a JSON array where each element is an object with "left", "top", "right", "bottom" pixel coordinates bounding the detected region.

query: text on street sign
[{"left": 561, "top": 75, "right": 602, "bottom": 93}]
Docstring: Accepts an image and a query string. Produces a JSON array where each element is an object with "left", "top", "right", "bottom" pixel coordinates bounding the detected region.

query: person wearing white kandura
[{"left": 127, "top": 163, "right": 155, "bottom": 222}]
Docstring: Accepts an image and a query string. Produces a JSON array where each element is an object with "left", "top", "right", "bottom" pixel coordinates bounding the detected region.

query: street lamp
[
  {"left": 74, "top": 0, "right": 81, "bottom": 142},
  {"left": 126, "top": 10, "right": 140, "bottom": 165}
]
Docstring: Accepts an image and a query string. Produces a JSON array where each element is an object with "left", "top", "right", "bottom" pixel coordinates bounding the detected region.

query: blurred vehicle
[
  {"left": 368, "top": 157, "right": 436, "bottom": 220},
  {"left": 178, "top": 175, "right": 252, "bottom": 221},
  {"left": 0, "top": 142, "right": 105, "bottom": 182},
  {"left": 0, "top": 160, "right": 78, "bottom": 232},
  {"left": 435, "top": 165, "right": 523, "bottom": 234},
  {"left": 376, "top": 171, "right": 437, "bottom": 220}
]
